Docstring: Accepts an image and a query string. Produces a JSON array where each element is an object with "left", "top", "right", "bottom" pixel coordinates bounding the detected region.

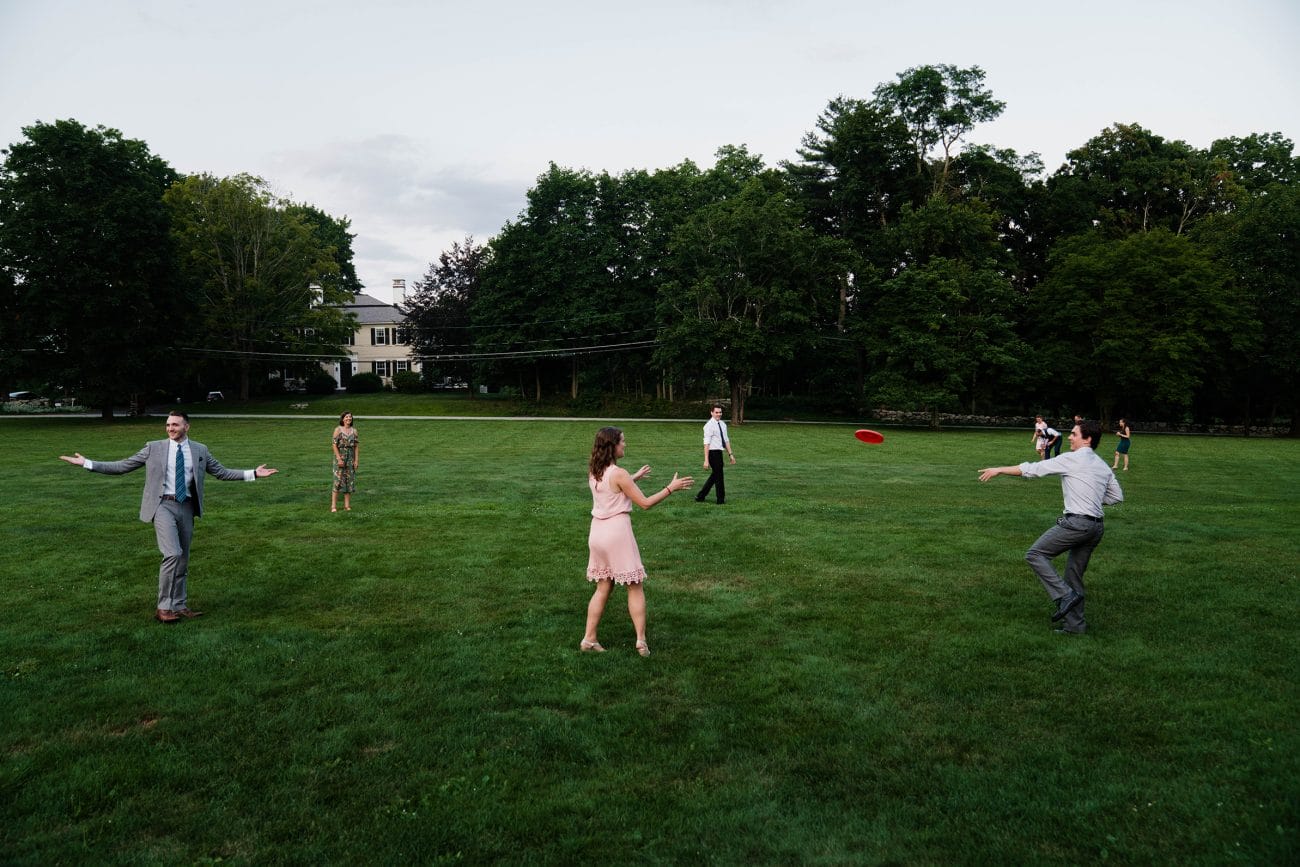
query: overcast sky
[{"left": 2, "top": 0, "right": 1297, "bottom": 304}]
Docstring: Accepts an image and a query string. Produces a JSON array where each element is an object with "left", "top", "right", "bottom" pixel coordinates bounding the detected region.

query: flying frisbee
[{"left": 854, "top": 429, "right": 885, "bottom": 444}]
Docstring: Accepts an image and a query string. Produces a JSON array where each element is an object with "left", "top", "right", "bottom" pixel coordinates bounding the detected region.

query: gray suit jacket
[{"left": 90, "top": 439, "right": 251, "bottom": 522}]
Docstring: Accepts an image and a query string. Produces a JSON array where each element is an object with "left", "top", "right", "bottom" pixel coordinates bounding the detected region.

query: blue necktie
[{"left": 175, "top": 445, "right": 187, "bottom": 503}]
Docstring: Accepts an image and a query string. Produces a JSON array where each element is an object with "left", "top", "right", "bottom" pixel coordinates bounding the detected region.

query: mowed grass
[{"left": 1, "top": 416, "right": 1296, "bottom": 864}]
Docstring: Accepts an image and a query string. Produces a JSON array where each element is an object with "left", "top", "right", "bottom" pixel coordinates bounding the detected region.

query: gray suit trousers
[
  {"left": 1025, "top": 514, "right": 1104, "bottom": 631},
  {"left": 154, "top": 498, "right": 195, "bottom": 610}
]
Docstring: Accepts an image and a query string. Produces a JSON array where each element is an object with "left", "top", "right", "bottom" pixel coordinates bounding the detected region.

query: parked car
[
  {"left": 206, "top": 391, "right": 225, "bottom": 402},
  {"left": 7, "top": 390, "right": 40, "bottom": 400}
]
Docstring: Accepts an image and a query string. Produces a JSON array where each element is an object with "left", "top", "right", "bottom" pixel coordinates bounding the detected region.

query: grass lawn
[{"left": 1, "top": 415, "right": 1296, "bottom": 864}]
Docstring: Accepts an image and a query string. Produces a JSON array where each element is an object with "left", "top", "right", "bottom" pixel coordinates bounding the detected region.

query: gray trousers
[
  {"left": 1025, "top": 514, "right": 1104, "bottom": 631},
  {"left": 154, "top": 498, "right": 195, "bottom": 610}
]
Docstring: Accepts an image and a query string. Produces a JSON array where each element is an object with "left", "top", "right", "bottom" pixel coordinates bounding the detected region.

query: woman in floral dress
[{"left": 331, "top": 411, "right": 359, "bottom": 512}]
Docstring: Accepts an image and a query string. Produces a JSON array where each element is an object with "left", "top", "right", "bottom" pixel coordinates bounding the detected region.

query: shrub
[
  {"left": 392, "top": 370, "right": 424, "bottom": 394},
  {"left": 305, "top": 371, "right": 339, "bottom": 395},
  {"left": 347, "top": 372, "right": 385, "bottom": 394}
]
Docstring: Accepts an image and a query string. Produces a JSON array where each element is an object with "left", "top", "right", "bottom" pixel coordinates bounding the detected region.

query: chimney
[{"left": 392, "top": 278, "right": 406, "bottom": 303}]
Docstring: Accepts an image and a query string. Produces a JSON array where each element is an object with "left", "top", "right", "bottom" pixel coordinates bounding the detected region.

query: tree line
[
  {"left": 405, "top": 65, "right": 1298, "bottom": 431},
  {"left": 0, "top": 120, "right": 360, "bottom": 416},
  {"left": 3, "top": 65, "right": 1297, "bottom": 430}
]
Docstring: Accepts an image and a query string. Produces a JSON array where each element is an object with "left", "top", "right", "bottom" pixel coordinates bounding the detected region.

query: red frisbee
[{"left": 854, "top": 429, "right": 885, "bottom": 444}]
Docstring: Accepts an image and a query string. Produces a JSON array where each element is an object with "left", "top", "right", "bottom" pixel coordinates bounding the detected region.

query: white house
[{"left": 323, "top": 281, "right": 421, "bottom": 387}]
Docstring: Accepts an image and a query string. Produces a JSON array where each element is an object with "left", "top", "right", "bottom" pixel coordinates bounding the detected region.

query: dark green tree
[
  {"left": 1209, "top": 132, "right": 1299, "bottom": 193},
  {"left": 473, "top": 164, "right": 671, "bottom": 400},
  {"left": 656, "top": 164, "right": 849, "bottom": 422},
  {"left": 405, "top": 236, "right": 491, "bottom": 394},
  {"left": 0, "top": 119, "right": 180, "bottom": 417},
  {"left": 1034, "top": 229, "right": 1250, "bottom": 420},
  {"left": 290, "top": 203, "right": 363, "bottom": 296},
  {"left": 1044, "top": 124, "right": 1237, "bottom": 239},
  {"left": 1195, "top": 176, "right": 1300, "bottom": 432},
  {"left": 165, "top": 173, "right": 354, "bottom": 399},
  {"left": 950, "top": 144, "right": 1047, "bottom": 291},
  {"left": 784, "top": 95, "right": 915, "bottom": 259},
  {"left": 861, "top": 197, "right": 1025, "bottom": 425},
  {"left": 870, "top": 64, "right": 1006, "bottom": 197}
]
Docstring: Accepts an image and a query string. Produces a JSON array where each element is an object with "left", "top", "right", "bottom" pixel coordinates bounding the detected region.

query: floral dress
[{"left": 333, "top": 429, "right": 358, "bottom": 493}]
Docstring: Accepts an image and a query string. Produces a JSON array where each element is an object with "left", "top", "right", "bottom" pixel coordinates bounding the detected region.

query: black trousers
[{"left": 697, "top": 449, "right": 726, "bottom": 503}]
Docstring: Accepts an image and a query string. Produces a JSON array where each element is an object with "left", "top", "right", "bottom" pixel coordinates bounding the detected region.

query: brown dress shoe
[
  {"left": 175, "top": 608, "right": 204, "bottom": 619},
  {"left": 155, "top": 609, "right": 181, "bottom": 624}
]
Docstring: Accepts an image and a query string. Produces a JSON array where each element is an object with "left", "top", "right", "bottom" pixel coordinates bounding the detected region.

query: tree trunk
[
  {"left": 856, "top": 345, "right": 865, "bottom": 399},
  {"left": 730, "top": 378, "right": 747, "bottom": 424},
  {"left": 571, "top": 357, "right": 578, "bottom": 399},
  {"left": 239, "top": 358, "right": 251, "bottom": 401},
  {"left": 929, "top": 406, "right": 940, "bottom": 431},
  {"left": 838, "top": 275, "right": 848, "bottom": 333},
  {"left": 534, "top": 364, "right": 542, "bottom": 402}
]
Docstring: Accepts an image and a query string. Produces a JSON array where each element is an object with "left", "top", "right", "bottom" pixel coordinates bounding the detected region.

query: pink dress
[{"left": 586, "top": 472, "right": 646, "bottom": 585}]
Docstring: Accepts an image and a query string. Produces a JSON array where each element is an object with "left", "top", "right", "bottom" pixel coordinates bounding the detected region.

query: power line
[{"left": 418, "top": 339, "right": 658, "bottom": 362}]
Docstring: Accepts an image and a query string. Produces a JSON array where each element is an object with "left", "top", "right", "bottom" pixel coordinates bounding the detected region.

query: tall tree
[
  {"left": 0, "top": 119, "right": 180, "bottom": 417},
  {"left": 950, "top": 144, "right": 1047, "bottom": 291},
  {"left": 656, "top": 165, "right": 848, "bottom": 422},
  {"left": 1194, "top": 177, "right": 1300, "bottom": 432},
  {"left": 473, "top": 164, "right": 670, "bottom": 400},
  {"left": 290, "top": 203, "right": 363, "bottom": 296},
  {"left": 784, "top": 95, "right": 915, "bottom": 257},
  {"left": 1208, "top": 132, "right": 1299, "bottom": 193},
  {"left": 861, "top": 197, "right": 1025, "bottom": 425},
  {"left": 1034, "top": 229, "right": 1250, "bottom": 420},
  {"left": 405, "top": 236, "right": 491, "bottom": 394},
  {"left": 165, "top": 173, "right": 353, "bottom": 399},
  {"left": 871, "top": 64, "right": 1006, "bottom": 197},
  {"left": 1045, "top": 124, "right": 1237, "bottom": 239}
]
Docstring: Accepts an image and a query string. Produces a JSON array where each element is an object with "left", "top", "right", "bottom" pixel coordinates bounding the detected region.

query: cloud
[{"left": 261, "top": 135, "right": 529, "bottom": 296}]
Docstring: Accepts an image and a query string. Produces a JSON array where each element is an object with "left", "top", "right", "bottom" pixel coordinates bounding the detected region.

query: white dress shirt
[
  {"left": 1019, "top": 447, "right": 1123, "bottom": 518},
  {"left": 166, "top": 439, "right": 195, "bottom": 497},
  {"left": 703, "top": 419, "right": 729, "bottom": 450}
]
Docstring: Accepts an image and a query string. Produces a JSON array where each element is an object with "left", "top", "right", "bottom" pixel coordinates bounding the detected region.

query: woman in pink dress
[{"left": 582, "top": 426, "right": 693, "bottom": 657}]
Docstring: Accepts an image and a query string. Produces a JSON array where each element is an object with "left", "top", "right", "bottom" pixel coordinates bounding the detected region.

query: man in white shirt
[
  {"left": 59, "top": 411, "right": 278, "bottom": 623},
  {"left": 695, "top": 404, "right": 735, "bottom": 504},
  {"left": 978, "top": 419, "right": 1123, "bottom": 634}
]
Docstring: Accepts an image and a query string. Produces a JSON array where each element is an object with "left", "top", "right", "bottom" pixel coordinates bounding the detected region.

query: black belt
[
  {"left": 1064, "top": 513, "right": 1102, "bottom": 521},
  {"left": 161, "top": 494, "right": 191, "bottom": 502}
]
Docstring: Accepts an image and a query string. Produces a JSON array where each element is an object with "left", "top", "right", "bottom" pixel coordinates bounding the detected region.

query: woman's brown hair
[{"left": 588, "top": 427, "right": 623, "bottom": 481}]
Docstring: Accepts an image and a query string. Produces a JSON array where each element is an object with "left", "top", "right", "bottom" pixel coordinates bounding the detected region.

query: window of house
[
  {"left": 371, "top": 327, "right": 390, "bottom": 346},
  {"left": 373, "top": 360, "right": 390, "bottom": 378},
  {"left": 394, "top": 360, "right": 409, "bottom": 373}
]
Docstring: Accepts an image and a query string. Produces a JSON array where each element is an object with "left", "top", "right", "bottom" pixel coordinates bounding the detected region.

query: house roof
[{"left": 339, "top": 292, "right": 410, "bottom": 325}]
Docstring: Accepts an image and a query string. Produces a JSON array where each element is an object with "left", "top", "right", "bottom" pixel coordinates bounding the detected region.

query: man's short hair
[
  {"left": 711, "top": 404, "right": 723, "bottom": 412},
  {"left": 1079, "top": 419, "right": 1102, "bottom": 449},
  {"left": 167, "top": 410, "right": 190, "bottom": 422}
]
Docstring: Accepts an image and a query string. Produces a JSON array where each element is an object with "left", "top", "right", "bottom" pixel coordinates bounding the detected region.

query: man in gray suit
[{"left": 60, "top": 411, "right": 278, "bottom": 623}]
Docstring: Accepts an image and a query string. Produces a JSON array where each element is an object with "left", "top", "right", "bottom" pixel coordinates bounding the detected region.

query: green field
[{"left": 2, "top": 415, "right": 1296, "bottom": 864}]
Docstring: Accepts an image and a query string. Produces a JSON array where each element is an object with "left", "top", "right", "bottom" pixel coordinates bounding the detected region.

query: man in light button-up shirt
[
  {"left": 59, "top": 411, "right": 278, "bottom": 624},
  {"left": 979, "top": 420, "right": 1123, "bottom": 634}
]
